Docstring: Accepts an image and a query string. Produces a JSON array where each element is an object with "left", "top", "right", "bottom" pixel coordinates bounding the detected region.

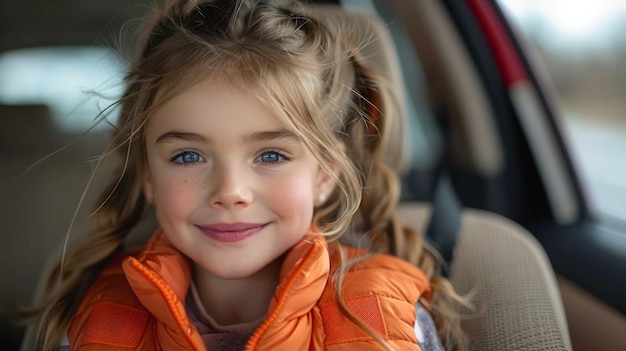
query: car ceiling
[{"left": 0, "top": 0, "right": 153, "bottom": 52}]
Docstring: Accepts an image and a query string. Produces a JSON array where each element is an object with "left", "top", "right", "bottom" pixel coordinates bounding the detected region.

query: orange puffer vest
[{"left": 68, "top": 230, "right": 431, "bottom": 350}]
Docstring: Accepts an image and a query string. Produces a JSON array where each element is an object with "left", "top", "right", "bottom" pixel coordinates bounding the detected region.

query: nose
[{"left": 208, "top": 166, "right": 253, "bottom": 209}]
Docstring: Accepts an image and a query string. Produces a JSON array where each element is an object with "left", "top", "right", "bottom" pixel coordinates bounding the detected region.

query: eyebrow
[
  {"left": 155, "top": 131, "right": 208, "bottom": 144},
  {"left": 155, "top": 129, "right": 300, "bottom": 144},
  {"left": 242, "top": 129, "right": 300, "bottom": 144}
]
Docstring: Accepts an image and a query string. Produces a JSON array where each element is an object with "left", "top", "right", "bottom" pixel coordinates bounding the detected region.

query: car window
[
  {"left": 497, "top": 0, "right": 626, "bottom": 222},
  {"left": 0, "top": 46, "right": 126, "bottom": 132}
]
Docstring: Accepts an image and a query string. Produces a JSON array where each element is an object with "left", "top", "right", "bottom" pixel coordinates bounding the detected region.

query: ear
[
  {"left": 314, "top": 143, "right": 344, "bottom": 207},
  {"left": 142, "top": 165, "right": 156, "bottom": 206},
  {"left": 314, "top": 167, "right": 337, "bottom": 207}
]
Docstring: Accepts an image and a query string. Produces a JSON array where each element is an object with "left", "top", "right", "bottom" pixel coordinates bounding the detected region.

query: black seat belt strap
[{"left": 425, "top": 174, "right": 462, "bottom": 276}]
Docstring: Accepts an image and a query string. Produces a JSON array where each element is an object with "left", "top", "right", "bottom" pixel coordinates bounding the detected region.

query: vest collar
[{"left": 122, "top": 228, "right": 330, "bottom": 349}]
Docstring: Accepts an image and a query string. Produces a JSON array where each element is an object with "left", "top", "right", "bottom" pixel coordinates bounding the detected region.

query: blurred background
[
  {"left": 1, "top": 0, "right": 624, "bottom": 222},
  {"left": 497, "top": 0, "right": 626, "bottom": 222},
  {"left": 0, "top": 2, "right": 148, "bottom": 348}
]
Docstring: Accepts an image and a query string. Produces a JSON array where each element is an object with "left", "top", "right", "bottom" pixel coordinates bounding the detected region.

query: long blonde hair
[{"left": 32, "top": 0, "right": 469, "bottom": 349}]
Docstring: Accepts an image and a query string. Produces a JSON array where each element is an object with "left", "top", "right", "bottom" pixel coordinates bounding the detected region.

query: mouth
[{"left": 197, "top": 222, "right": 269, "bottom": 243}]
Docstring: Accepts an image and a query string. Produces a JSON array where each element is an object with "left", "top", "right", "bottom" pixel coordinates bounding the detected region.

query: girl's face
[{"left": 143, "top": 78, "right": 335, "bottom": 279}]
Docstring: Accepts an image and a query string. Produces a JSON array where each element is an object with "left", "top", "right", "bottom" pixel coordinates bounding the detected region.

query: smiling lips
[{"left": 198, "top": 222, "right": 268, "bottom": 243}]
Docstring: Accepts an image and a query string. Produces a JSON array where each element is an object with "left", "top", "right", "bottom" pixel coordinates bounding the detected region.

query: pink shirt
[{"left": 185, "top": 282, "right": 264, "bottom": 351}]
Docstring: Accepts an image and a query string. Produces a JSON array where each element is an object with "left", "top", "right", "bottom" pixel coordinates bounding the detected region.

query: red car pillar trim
[{"left": 466, "top": 0, "right": 528, "bottom": 86}]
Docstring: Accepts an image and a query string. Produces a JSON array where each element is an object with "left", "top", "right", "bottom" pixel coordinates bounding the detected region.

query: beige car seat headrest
[{"left": 309, "top": 5, "right": 411, "bottom": 174}]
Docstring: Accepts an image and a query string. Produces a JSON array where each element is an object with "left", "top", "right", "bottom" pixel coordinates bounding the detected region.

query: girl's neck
[{"left": 191, "top": 256, "right": 283, "bottom": 326}]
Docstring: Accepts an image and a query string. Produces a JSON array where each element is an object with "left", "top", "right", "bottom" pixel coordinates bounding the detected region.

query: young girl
[{"left": 32, "top": 0, "right": 468, "bottom": 349}]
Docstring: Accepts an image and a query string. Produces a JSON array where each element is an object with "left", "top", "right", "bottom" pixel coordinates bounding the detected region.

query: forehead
[{"left": 146, "top": 77, "right": 292, "bottom": 139}]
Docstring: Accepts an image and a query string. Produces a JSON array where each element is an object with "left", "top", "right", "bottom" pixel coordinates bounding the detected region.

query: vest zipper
[{"left": 243, "top": 243, "right": 322, "bottom": 350}]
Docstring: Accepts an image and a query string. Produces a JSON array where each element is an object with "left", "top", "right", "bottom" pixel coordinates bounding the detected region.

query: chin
[
  {"left": 205, "top": 253, "right": 284, "bottom": 281},
  {"left": 203, "top": 260, "right": 268, "bottom": 280}
]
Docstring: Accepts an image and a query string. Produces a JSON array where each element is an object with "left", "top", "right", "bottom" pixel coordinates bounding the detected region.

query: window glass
[
  {"left": 0, "top": 46, "right": 126, "bottom": 132},
  {"left": 497, "top": 0, "right": 626, "bottom": 221}
]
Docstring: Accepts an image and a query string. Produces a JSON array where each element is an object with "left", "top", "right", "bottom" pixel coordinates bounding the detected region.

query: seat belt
[{"left": 425, "top": 173, "right": 462, "bottom": 276}]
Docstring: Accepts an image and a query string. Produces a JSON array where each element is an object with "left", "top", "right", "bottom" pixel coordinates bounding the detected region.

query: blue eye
[
  {"left": 172, "top": 151, "right": 204, "bottom": 164},
  {"left": 256, "top": 151, "right": 287, "bottom": 163}
]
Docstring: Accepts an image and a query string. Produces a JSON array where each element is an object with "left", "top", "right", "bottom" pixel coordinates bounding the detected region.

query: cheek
[
  {"left": 154, "top": 175, "right": 203, "bottom": 217},
  {"left": 267, "top": 173, "right": 316, "bottom": 220}
]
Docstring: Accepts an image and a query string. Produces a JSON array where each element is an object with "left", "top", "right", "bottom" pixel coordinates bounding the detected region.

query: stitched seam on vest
[
  {"left": 244, "top": 241, "right": 322, "bottom": 350},
  {"left": 128, "top": 257, "right": 201, "bottom": 350},
  {"left": 348, "top": 266, "right": 428, "bottom": 282},
  {"left": 81, "top": 301, "right": 149, "bottom": 348},
  {"left": 341, "top": 260, "right": 432, "bottom": 299},
  {"left": 346, "top": 264, "right": 429, "bottom": 283},
  {"left": 376, "top": 292, "right": 422, "bottom": 303}
]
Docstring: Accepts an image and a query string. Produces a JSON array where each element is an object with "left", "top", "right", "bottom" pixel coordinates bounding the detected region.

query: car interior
[{"left": 2, "top": 0, "right": 626, "bottom": 350}]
